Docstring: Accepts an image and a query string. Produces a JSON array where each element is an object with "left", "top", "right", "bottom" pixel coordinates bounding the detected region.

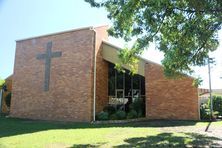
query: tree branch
[
  {"left": 174, "top": 7, "right": 222, "bottom": 14},
  {"left": 148, "top": 9, "right": 167, "bottom": 40}
]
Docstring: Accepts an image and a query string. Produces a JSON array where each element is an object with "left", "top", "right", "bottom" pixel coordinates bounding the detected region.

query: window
[
  {"left": 125, "top": 70, "right": 132, "bottom": 97},
  {"left": 108, "top": 62, "right": 145, "bottom": 99},
  {"left": 108, "top": 64, "right": 115, "bottom": 96},
  {"left": 141, "top": 77, "right": 145, "bottom": 95},
  {"left": 116, "top": 71, "right": 124, "bottom": 89},
  {"left": 133, "top": 74, "right": 140, "bottom": 89}
]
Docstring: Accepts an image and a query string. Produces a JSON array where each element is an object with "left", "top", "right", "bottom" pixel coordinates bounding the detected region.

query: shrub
[
  {"left": 103, "top": 106, "right": 116, "bottom": 115},
  {"left": 200, "top": 103, "right": 219, "bottom": 120},
  {"left": 115, "top": 110, "right": 126, "bottom": 120},
  {"left": 214, "top": 111, "right": 219, "bottom": 118},
  {"left": 96, "top": 111, "right": 109, "bottom": 121},
  {"left": 127, "top": 110, "right": 137, "bottom": 119},
  {"left": 129, "top": 98, "right": 145, "bottom": 117},
  {"left": 109, "top": 113, "right": 118, "bottom": 120},
  {"left": 208, "top": 96, "right": 222, "bottom": 116},
  {"left": 137, "top": 110, "right": 143, "bottom": 118},
  {"left": 5, "top": 92, "right": 11, "bottom": 107},
  {"left": 200, "top": 103, "right": 211, "bottom": 120}
]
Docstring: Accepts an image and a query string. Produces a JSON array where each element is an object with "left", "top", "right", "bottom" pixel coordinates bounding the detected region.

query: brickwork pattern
[
  {"left": 10, "top": 26, "right": 199, "bottom": 122},
  {"left": 10, "top": 29, "right": 95, "bottom": 122},
  {"left": 94, "top": 26, "right": 109, "bottom": 113},
  {"left": 145, "top": 62, "right": 199, "bottom": 120}
]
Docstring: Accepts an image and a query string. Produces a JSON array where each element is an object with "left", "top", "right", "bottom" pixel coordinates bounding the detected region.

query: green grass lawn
[{"left": 0, "top": 116, "right": 221, "bottom": 148}]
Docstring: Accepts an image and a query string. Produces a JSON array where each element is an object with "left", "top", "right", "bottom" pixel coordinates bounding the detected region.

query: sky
[{"left": 0, "top": 0, "right": 222, "bottom": 89}]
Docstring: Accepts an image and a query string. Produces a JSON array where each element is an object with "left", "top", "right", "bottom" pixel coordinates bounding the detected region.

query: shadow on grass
[
  {"left": 71, "top": 143, "right": 106, "bottom": 148},
  {"left": 0, "top": 115, "right": 211, "bottom": 138},
  {"left": 69, "top": 133, "right": 222, "bottom": 148},
  {"left": 205, "top": 121, "right": 212, "bottom": 132},
  {"left": 113, "top": 133, "right": 221, "bottom": 147}
]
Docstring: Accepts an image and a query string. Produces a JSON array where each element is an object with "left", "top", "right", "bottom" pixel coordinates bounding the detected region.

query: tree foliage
[
  {"left": 5, "top": 92, "right": 11, "bottom": 107},
  {"left": 0, "top": 77, "right": 5, "bottom": 88},
  {"left": 208, "top": 95, "right": 222, "bottom": 116},
  {"left": 85, "top": 0, "right": 222, "bottom": 78}
]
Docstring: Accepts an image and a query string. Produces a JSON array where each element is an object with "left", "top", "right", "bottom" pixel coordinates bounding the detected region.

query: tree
[
  {"left": 5, "top": 92, "right": 11, "bottom": 107},
  {"left": 0, "top": 77, "right": 5, "bottom": 88},
  {"left": 85, "top": 0, "right": 222, "bottom": 78},
  {"left": 208, "top": 95, "right": 222, "bottom": 116}
]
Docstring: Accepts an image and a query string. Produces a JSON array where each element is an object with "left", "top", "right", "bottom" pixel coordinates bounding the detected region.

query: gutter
[{"left": 90, "top": 27, "right": 97, "bottom": 122}]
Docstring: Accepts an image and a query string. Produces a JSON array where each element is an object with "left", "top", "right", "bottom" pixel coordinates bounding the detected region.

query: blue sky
[
  {"left": 0, "top": 0, "right": 222, "bottom": 88},
  {"left": 0, "top": 0, "right": 110, "bottom": 78}
]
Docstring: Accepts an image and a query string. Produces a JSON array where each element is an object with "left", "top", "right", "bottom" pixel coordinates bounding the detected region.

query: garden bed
[{"left": 94, "top": 117, "right": 147, "bottom": 124}]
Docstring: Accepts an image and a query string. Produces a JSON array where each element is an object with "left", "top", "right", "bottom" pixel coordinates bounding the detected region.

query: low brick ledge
[{"left": 93, "top": 118, "right": 148, "bottom": 124}]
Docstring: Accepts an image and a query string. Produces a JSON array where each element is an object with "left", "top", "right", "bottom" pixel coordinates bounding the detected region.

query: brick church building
[{"left": 10, "top": 25, "right": 199, "bottom": 122}]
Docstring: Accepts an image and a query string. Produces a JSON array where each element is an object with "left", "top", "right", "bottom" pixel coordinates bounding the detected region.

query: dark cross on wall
[{"left": 36, "top": 41, "right": 62, "bottom": 91}]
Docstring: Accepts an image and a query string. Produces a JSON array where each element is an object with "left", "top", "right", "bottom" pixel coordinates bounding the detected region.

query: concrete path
[{"left": 159, "top": 122, "right": 222, "bottom": 146}]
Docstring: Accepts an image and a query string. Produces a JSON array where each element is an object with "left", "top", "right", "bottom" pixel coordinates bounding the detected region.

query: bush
[
  {"left": 127, "top": 110, "right": 137, "bottom": 119},
  {"left": 103, "top": 106, "right": 116, "bottom": 115},
  {"left": 109, "top": 113, "right": 118, "bottom": 120},
  {"left": 5, "top": 92, "right": 11, "bottom": 107},
  {"left": 129, "top": 98, "right": 145, "bottom": 117},
  {"left": 137, "top": 110, "right": 143, "bottom": 118},
  {"left": 208, "top": 96, "right": 222, "bottom": 116},
  {"left": 200, "top": 103, "right": 211, "bottom": 120},
  {"left": 200, "top": 103, "right": 219, "bottom": 120},
  {"left": 96, "top": 111, "right": 109, "bottom": 121},
  {"left": 115, "top": 110, "right": 126, "bottom": 120}
]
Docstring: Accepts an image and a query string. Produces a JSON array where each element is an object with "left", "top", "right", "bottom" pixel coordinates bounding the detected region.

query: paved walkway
[{"left": 159, "top": 122, "right": 222, "bottom": 146}]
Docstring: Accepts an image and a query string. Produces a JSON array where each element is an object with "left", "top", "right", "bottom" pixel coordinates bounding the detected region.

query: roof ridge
[{"left": 16, "top": 25, "right": 108, "bottom": 42}]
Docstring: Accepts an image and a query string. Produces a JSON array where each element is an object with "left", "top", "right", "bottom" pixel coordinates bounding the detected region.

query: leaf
[{"left": 85, "top": 0, "right": 222, "bottom": 77}]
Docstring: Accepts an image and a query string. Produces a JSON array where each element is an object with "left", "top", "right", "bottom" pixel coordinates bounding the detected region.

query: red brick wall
[
  {"left": 10, "top": 28, "right": 95, "bottom": 122},
  {"left": 94, "top": 26, "right": 109, "bottom": 113},
  {"left": 145, "top": 62, "right": 199, "bottom": 120}
]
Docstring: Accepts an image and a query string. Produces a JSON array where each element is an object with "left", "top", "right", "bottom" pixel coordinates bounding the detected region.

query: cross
[{"left": 36, "top": 41, "right": 62, "bottom": 91}]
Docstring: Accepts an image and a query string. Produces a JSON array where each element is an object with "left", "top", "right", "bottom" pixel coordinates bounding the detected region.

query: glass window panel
[
  {"left": 116, "top": 90, "right": 124, "bottom": 98},
  {"left": 108, "top": 63, "right": 115, "bottom": 96},
  {"left": 133, "top": 74, "right": 140, "bottom": 89},
  {"left": 125, "top": 70, "right": 132, "bottom": 97},
  {"left": 116, "top": 71, "right": 124, "bottom": 89},
  {"left": 141, "top": 76, "right": 145, "bottom": 95}
]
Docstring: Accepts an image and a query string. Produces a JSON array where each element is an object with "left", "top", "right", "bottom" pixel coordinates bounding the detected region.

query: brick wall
[
  {"left": 10, "top": 26, "right": 198, "bottom": 121},
  {"left": 10, "top": 28, "right": 95, "bottom": 122},
  {"left": 94, "top": 26, "right": 109, "bottom": 113},
  {"left": 145, "top": 62, "right": 199, "bottom": 120}
]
